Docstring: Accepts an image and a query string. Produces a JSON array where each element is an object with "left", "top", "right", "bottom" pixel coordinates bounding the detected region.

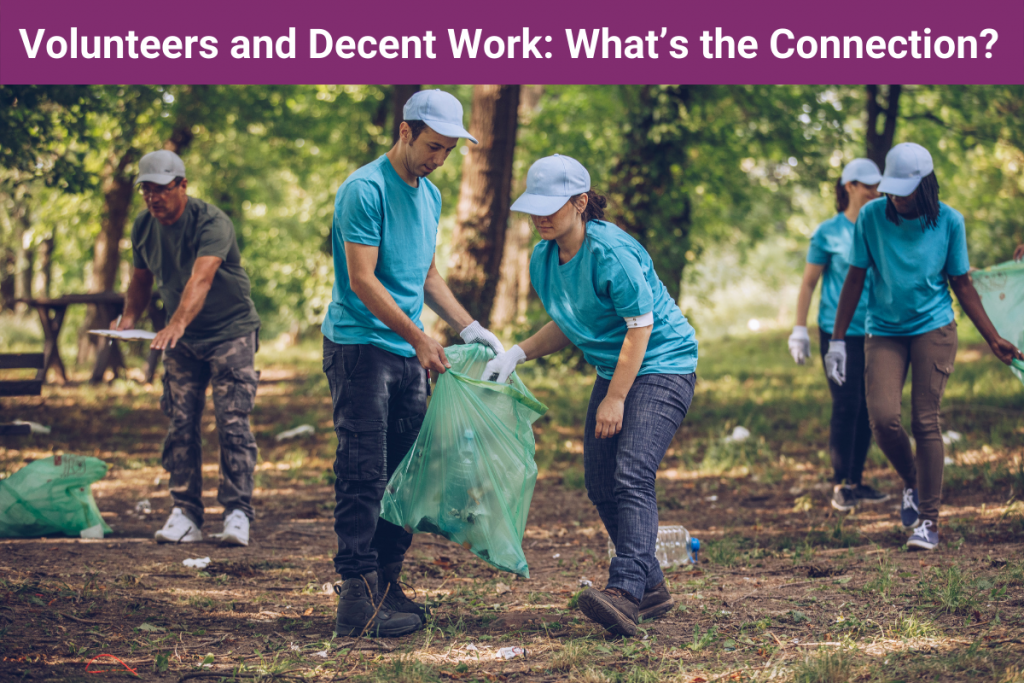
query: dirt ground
[{"left": 2, "top": 361, "right": 1023, "bottom": 682}]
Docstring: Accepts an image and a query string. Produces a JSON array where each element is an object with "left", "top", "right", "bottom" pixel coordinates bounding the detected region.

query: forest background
[{"left": 1, "top": 84, "right": 1022, "bottom": 360}]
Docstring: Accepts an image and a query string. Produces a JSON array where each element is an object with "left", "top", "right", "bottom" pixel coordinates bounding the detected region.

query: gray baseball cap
[
  {"left": 403, "top": 89, "right": 478, "bottom": 144},
  {"left": 135, "top": 150, "right": 186, "bottom": 185}
]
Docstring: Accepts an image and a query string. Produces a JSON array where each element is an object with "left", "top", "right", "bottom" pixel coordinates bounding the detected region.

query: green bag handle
[{"left": 444, "top": 368, "right": 549, "bottom": 417}]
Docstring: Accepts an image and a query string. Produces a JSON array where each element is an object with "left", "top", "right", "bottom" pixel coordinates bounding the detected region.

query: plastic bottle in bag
[
  {"left": 442, "top": 429, "right": 478, "bottom": 534},
  {"left": 607, "top": 525, "right": 700, "bottom": 567}
]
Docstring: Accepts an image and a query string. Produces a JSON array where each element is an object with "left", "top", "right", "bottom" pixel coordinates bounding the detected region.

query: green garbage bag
[
  {"left": 0, "top": 454, "right": 111, "bottom": 538},
  {"left": 972, "top": 259, "right": 1024, "bottom": 387},
  {"left": 381, "top": 344, "right": 547, "bottom": 577}
]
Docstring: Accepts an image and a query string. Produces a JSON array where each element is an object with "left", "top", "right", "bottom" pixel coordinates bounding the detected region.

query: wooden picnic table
[{"left": 14, "top": 292, "right": 165, "bottom": 385}]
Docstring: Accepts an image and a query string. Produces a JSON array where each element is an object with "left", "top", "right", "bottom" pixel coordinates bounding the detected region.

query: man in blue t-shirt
[{"left": 323, "top": 90, "right": 504, "bottom": 637}]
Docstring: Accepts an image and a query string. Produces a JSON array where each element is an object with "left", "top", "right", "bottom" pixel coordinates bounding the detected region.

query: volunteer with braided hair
[
  {"left": 788, "top": 159, "right": 887, "bottom": 513},
  {"left": 482, "top": 155, "right": 698, "bottom": 637},
  {"left": 826, "top": 142, "right": 1023, "bottom": 551}
]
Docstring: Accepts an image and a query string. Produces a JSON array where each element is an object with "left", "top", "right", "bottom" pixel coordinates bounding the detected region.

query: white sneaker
[
  {"left": 154, "top": 507, "right": 203, "bottom": 543},
  {"left": 217, "top": 509, "right": 250, "bottom": 547}
]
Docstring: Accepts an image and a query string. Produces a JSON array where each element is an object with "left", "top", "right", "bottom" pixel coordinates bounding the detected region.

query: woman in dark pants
[
  {"left": 482, "top": 155, "right": 699, "bottom": 636},
  {"left": 827, "top": 142, "right": 1023, "bottom": 550},
  {"left": 788, "top": 159, "right": 887, "bottom": 512}
]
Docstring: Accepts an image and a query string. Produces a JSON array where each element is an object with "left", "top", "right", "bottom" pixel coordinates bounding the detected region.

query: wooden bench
[{"left": 0, "top": 352, "right": 46, "bottom": 436}]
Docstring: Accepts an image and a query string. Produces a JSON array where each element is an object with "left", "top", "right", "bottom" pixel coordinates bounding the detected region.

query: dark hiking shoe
[
  {"left": 831, "top": 485, "right": 857, "bottom": 513},
  {"left": 333, "top": 571, "right": 422, "bottom": 638},
  {"left": 578, "top": 587, "right": 640, "bottom": 637},
  {"left": 379, "top": 562, "right": 428, "bottom": 622},
  {"left": 638, "top": 581, "right": 673, "bottom": 621},
  {"left": 901, "top": 488, "right": 921, "bottom": 530},
  {"left": 852, "top": 484, "right": 890, "bottom": 504}
]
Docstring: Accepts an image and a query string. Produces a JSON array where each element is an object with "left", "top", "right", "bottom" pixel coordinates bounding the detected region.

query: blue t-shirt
[
  {"left": 850, "top": 199, "right": 970, "bottom": 336},
  {"left": 321, "top": 156, "right": 441, "bottom": 356},
  {"left": 806, "top": 213, "right": 869, "bottom": 336},
  {"left": 530, "top": 221, "right": 698, "bottom": 380}
]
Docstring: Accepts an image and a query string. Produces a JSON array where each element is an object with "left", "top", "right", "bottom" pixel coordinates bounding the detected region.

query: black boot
[
  {"left": 638, "top": 580, "right": 673, "bottom": 621},
  {"left": 333, "top": 571, "right": 422, "bottom": 637},
  {"left": 379, "top": 562, "right": 428, "bottom": 622}
]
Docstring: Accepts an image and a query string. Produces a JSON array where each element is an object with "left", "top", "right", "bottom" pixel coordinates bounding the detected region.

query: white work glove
[
  {"left": 788, "top": 325, "right": 811, "bottom": 365},
  {"left": 460, "top": 320, "right": 505, "bottom": 356},
  {"left": 824, "top": 340, "right": 847, "bottom": 386},
  {"left": 481, "top": 344, "right": 527, "bottom": 384}
]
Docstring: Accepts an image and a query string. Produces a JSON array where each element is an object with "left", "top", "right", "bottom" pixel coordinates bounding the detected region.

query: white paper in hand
[{"left": 88, "top": 329, "right": 157, "bottom": 342}]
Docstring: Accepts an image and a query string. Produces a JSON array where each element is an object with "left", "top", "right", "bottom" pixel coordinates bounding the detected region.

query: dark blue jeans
[
  {"left": 323, "top": 338, "right": 428, "bottom": 579},
  {"left": 584, "top": 372, "right": 695, "bottom": 601},
  {"left": 819, "top": 330, "right": 872, "bottom": 485}
]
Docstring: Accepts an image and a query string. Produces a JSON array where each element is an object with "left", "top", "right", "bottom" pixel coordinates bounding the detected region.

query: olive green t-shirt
[{"left": 131, "top": 197, "right": 260, "bottom": 344}]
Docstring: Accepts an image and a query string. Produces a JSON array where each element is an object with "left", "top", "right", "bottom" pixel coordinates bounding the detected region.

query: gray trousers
[{"left": 160, "top": 331, "right": 260, "bottom": 526}]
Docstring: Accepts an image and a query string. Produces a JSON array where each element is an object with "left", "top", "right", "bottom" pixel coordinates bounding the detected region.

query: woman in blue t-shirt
[
  {"left": 828, "top": 143, "right": 1023, "bottom": 552},
  {"left": 788, "top": 159, "right": 885, "bottom": 513},
  {"left": 482, "top": 155, "right": 698, "bottom": 637}
]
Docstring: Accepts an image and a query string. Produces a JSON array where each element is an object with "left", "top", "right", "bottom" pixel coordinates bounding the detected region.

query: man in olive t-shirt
[{"left": 118, "top": 150, "right": 261, "bottom": 547}]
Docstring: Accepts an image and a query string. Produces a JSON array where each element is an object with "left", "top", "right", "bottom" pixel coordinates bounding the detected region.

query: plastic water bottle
[
  {"left": 607, "top": 525, "right": 700, "bottom": 567},
  {"left": 442, "top": 428, "right": 478, "bottom": 533}
]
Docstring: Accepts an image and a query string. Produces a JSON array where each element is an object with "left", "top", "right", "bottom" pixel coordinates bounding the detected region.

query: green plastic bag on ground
[
  {"left": 0, "top": 454, "right": 111, "bottom": 538},
  {"left": 381, "top": 344, "right": 547, "bottom": 577},
  {"left": 972, "top": 260, "right": 1024, "bottom": 387}
]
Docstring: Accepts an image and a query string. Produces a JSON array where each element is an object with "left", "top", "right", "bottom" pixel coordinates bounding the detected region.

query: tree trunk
[
  {"left": 491, "top": 85, "right": 544, "bottom": 330},
  {"left": 11, "top": 194, "right": 34, "bottom": 312},
  {"left": 612, "top": 85, "right": 694, "bottom": 301},
  {"left": 78, "top": 148, "right": 136, "bottom": 372},
  {"left": 35, "top": 232, "right": 54, "bottom": 299},
  {"left": 391, "top": 85, "right": 421, "bottom": 143},
  {"left": 865, "top": 85, "right": 902, "bottom": 171},
  {"left": 436, "top": 85, "right": 520, "bottom": 344}
]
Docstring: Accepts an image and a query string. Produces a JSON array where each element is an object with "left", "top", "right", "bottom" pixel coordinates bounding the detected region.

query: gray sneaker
[{"left": 906, "top": 520, "right": 939, "bottom": 551}]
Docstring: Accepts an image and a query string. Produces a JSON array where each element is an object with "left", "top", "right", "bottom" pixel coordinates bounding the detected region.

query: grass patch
[{"left": 792, "top": 648, "right": 853, "bottom": 683}]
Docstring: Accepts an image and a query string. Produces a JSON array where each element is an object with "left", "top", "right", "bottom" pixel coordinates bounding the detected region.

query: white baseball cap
[
  {"left": 403, "top": 89, "right": 478, "bottom": 144},
  {"left": 878, "top": 143, "right": 934, "bottom": 197},
  {"left": 135, "top": 150, "right": 186, "bottom": 185},
  {"left": 840, "top": 158, "right": 881, "bottom": 185},
  {"left": 510, "top": 154, "right": 591, "bottom": 216}
]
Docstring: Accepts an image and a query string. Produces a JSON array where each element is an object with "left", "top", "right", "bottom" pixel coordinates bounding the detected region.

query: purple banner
[{"left": 2, "top": 0, "right": 1022, "bottom": 84}]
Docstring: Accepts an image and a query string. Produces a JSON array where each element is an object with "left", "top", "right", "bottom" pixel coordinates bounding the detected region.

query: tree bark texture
[
  {"left": 437, "top": 85, "right": 520, "bottom": 343},
  {"left": 391, "top": 85, "right": 421, "bottom": 143},
  {"left": 865, "top": 85, "right": 902, "bottom": 171},
  {"left": 492, "top": 85, "right": 544, "bottom": 330}
]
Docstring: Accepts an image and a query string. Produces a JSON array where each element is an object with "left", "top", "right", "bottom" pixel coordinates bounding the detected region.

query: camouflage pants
[{"left": 160, "top": 331, "right": 259, "bottom": 527}]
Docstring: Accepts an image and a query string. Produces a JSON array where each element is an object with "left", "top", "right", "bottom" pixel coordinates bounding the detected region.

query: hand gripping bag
[
  {"left": 972, "top": 259, "right": 1024, "bottom": 387},
  {"left": 381, "top": 344, "right": 547, "bottom": 577},
  {"left": 0, "top": 454, "right": 111, "bottom": 538}
]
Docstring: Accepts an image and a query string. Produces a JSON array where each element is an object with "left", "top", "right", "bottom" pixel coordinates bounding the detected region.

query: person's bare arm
[
  {"left": 795, "top": 263, "right": 825, "bottom": 327},
  {"left": 346, "top": 242, "right": 450, "bottom": 372},
  {"left": 422, "top": 257, "right": 474, "bottom": 334},
  {"left": 830, "top": 266, "right": 867, "bottom": 341},
  {"left": 949, "top": 273, "right": 1024, "bottom": 365},
  {"left": 518, "top": 321, "right": 573, "bottom": 360},
  {"left": 595, "top": 326, "right": 652, "bottom": 439},
  {"left": 150, "top": 256, "right": 222, "bottom": 350},
  {"left": 116, "top": 267, "right": 155, "bottom": 330}
]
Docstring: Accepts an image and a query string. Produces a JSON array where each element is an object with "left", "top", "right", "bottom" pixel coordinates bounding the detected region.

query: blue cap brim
[
  {"left": 878, "top": 176, "right": 922, "bottom": 197},
  {"left": 421, "top": 118, "right": 478, "bottom": 144},
  {"left": 510, "top": 193, "right": 571, "bottom": 216},
  {"left": 843, "top": 171, "right": 882, "bottom": 185}
]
